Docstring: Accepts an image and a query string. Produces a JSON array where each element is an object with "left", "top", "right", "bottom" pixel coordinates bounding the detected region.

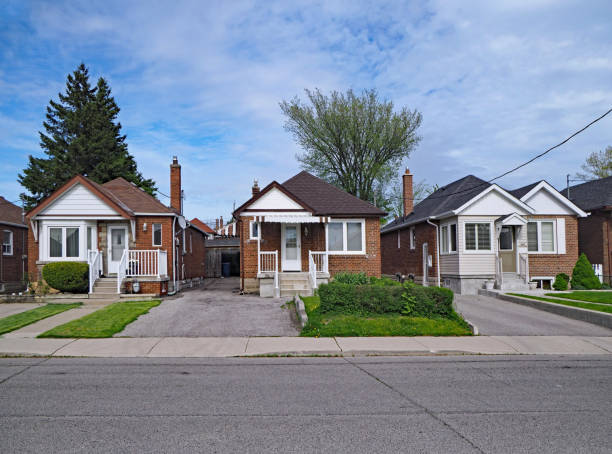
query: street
[{"left": 1, "top": 355, "right": 611, "bottom": 453}]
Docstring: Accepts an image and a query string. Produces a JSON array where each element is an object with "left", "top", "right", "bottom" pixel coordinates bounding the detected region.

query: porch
[{"left": 494, "top": 213, "right": 530, "bottom": 291}]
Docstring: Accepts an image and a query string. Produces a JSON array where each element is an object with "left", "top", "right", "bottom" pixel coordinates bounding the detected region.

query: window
[
  {"left": 249, "top": 221, "right": 259, "bottom": 240},
  {"left": 87, "top": 227, "right": 93, "bottom": 251},
  {"left": 450, "top": 224, "right": 457, "bottom": 252},
  {"left": 527, "top": 221, "right": 555, "bottom": 253},
  {"left": 49, "top": 228, "right": 62, "bottom": 257},
  {"left": 189, "top": 232, "right": 193, "bottom": 253},
  {"left": 439, "top": 224, "right": 458, "bottom": 254},
  {"left": 66, "top": 228, "right": 79, "bottom": 257},
  {"left": 48, "top": 226, "right": 81, "bottom": 258},
  {"left": 440, "top": 225, "right": 449, "bottom": 253},
  {"left": 410, "top": 227, "right": 415, "bottom": 250},
  {"left": 465, "top": 223, "right": 491, "bottom": 251},
  {"left": 152, "top": 223, "right": 162, "bottom": 246},
  {"left": 327, "top": 220, "right": 365, "bottom": 253},
  {"left": 2, "top": 230, "right": 13, "bottom": 255},
  {"left": 499, "top": 227, "right": 513, "bottom": 250},
  {"left": 397, "top": 230, "right": 400, "bottom": 249}
]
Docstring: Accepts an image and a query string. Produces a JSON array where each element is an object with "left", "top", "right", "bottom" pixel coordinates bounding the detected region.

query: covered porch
[{"left": 494, "top": 213, "right": 530, "bottom": 290}]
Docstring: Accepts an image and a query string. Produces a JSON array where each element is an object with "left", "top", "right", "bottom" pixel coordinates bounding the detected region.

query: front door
[
  {"left": 499, "top": 226, "right": 516, "bottom": 273},
  {"left": 281, "top": 224, "right": 301, "bottom": 271},
  {"left": 107, "top": 226, "right": 128, "bottom": 274}
]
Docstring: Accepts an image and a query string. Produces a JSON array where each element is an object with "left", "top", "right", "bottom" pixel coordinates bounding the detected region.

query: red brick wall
[
  {"left": 134, "top": 217, "right": 174, "bottom": 279},
  {"left": 528, "top": 215, "right": 579, "bottom": 278},
  {"left": 328, "top": 218, "right": 381, "bottom": 277},
  {"left": 181, "top": 227, "right": 206, "bottom": 279},
  {"left": 124, "top": 280, "right": 168, "bottom": 296},
  {"left": 577, "top": 209, "right": 611, "bottom": 283},
  {"left": 0, "top": 225, "right": 27, "bottom": 284},
  {"left": 381, "top": 222, "right": 438, "bottom": 278}
]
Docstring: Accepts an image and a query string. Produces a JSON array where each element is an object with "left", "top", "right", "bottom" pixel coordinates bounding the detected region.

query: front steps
[
  {"left": 280, "top": 272, "right": 311, "bottom": 297},
  {"left": 90, "top": 277, "right": 119, "bottom": 300},
  {"left": 499, "top": 273, "right": 530, "bottom": 291}
]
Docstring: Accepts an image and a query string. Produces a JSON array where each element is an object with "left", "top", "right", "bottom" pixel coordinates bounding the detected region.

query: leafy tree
[
  {"left": 570, "top": 253, "right": 601, "bottom": 290},
  {"left": 19, "top": 63, "right": 156, "bottom": 210},
  {"left": 575, "top": 146, "right": 612, "bottom": 180},
  {"left": 280, "top": 88, "right": 422, "bottom": 205}
]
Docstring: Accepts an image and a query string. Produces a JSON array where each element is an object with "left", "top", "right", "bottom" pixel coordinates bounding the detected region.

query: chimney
[
  {"left": 215, "top": 218, "right": 219, "bottom": 230},
  {"left": 252, "top": 179, "right": 260, "bottom": 197},
  {"left": 220, "top": 216, "right": 224, "bottom": 229},
  {"left": 170, "top": 156, "right": 182, "bottom": 214},
  {"left": 403, "top": 168, "right": 413, "bottom": 216}
]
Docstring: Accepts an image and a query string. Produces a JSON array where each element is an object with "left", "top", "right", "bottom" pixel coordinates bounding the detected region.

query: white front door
[
  {"left": 107, "top": 226, "right": 128, "bottom": 274},
  {"left": 281, "top": 224, "right": 301, "bottom": 271}
]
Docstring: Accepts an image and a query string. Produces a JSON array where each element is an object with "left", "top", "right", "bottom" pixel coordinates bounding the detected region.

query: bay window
[
  {"left": 327, "top": 220, "right": 365, "bottom": 254},
  {"left": 465, "top": 223, "right": 492, "bottom": 251},
  {"left": 527, "top": 221, "right": 555, "bottom": 253}
]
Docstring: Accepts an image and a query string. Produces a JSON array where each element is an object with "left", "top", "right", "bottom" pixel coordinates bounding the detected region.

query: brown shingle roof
[
  {"left": 101, "top": 177, "right": 175, "bottom": 214},
  {"left": 0, "top": 196, "right": 26, "bottom": 226},
  {"left": 190, "top": 218, "right": 215, "bottom": 234}
]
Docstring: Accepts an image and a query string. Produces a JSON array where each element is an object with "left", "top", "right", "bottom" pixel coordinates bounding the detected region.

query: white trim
[
  {"left": 410, "top": 227, "right": 415, "bottom": 250},
  {"left": 281, "top": 223, "right": 301, "bottom": 271},
  {"left": 107, "top": 225, "right": 128, "bottom": 274},
  {"left": 249, "top": 221, "right": 259, "bottom": 240},
  {"left": 2, "top": 230, "right": 13, "bottom": 256},
  {"left": 463, "top": 221, "right": 494, "bottom": 253},
  {"left": 134, "top": 212, "right": 178, "bottom": 216},
  {"left": 527, "top": 219, "right": 557, "bottom": 254},
  {"left": 454, "top": 184, "right": 536, "bottom": 215},
  {"left": 240, "top": 211, "right": 312, "bottom": 217},
  {"left": 325, "top": 219, "right": 366, "bottom": 255},
  {"left": 152, "top": 223, "right": 163, "bottom": 247},
  {"left": 519, "top": 181, "right": 588, "bottom": 217},
  {"left": 439, "top": 222, "right": 458, "bottom": 255},
  {"left": 497, "top": 212, "right": 528, "bottom": 226},
  {"left": 33, "top": 215, "right": 126, "bottom": 220},
  {"left": 397, "top": 230, "right": 400, "bottom": 249}
]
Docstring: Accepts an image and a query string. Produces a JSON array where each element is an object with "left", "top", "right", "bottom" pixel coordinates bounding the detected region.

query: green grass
[
  {"left": 509, "top": 293, "right": 612, "bottom": 314},
  {"left": 38, "top": 300, "right": 161, "bottom": 338},
  {"left": 299, "top": 296, "right": 472, "bottom": 337},
  {"left": 544, "top": 291, "right": 612, "bottom": 304},
  {"left": 0, "top": 303, "right": 82, "bottom": 335}
]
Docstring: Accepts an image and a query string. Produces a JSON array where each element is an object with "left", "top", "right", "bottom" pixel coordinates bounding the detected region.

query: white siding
[
  {"left": 523, "top": 190, "right": 575, "bottom": 215},
  {"left": 440, "top": 254, "right": 459, "bottom": 274},
  {"left": 40, "top": 184, "right": 118, "bottom": 216},
  {"left": 249, "top": 188, "right": 305, "bottom": 210},
  {"left": 457, "top": 216, "right": 497, "bottom": 276},
  {"left": 460, "top": 191, "right": 529, "bottom": 216}
]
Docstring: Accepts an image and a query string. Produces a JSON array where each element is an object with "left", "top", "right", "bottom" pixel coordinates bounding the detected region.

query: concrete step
[
  {"left": 280, "top": 288, "right": 313, "bottom": 297},
  {"left": 94, "top": 282, "right": 116, "bottom": 288}
]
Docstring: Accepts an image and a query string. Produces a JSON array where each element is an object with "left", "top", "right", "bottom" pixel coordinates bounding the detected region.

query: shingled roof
[
  {"left": 101, "top": 177, "right": 175, "bottom": 214},
  {"left": 565, "top": 175, "right": 612, "bottom": 211},
  {"left": 0, "top": 196, "right": 26, "bottom": 227}
]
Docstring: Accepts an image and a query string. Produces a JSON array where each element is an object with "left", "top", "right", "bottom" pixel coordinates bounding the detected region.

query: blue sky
[{"left": 1, "top": 0, "right": 611, "bottom": 224}]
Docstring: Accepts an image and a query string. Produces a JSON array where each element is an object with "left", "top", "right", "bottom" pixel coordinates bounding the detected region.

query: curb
[
  {"left": 480, "top": 289, "right": 612, "bottom": 329},
  {"left": 294, "top": 295, "right": 308, "bottom": 328}
]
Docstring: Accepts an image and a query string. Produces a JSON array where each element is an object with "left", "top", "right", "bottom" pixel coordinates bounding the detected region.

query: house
[
  {"left": 233, "top": 171, "right": 386, "bottom": 297},
  {"left": 381, "top": 169, "right": 587, "bottom": 294},
  {"left": 0, "top": 196, "right": 28, "bottom": 293},
  {"left": 25, "top": 157, "right": 206, "bottom": 296},
  {"left": 215, "top": 217, "right": 239, "bottom": 236},
  {"left": 191, "top": 218, "right": 216, "bottom": 239},
  {"left": 205, "top": 236, "right": 240, "bottom": 278},
  {"left": 565, "top": 175, "right": 612, "bottom": 285}
]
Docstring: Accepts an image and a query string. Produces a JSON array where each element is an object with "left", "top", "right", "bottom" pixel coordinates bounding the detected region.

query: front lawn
[
  {"left": 0, "top": 303, "right": 82, "bottom": 335},
  {"left": 39, "top": 300, "right": 161, "bottom": 338},
  {"left": 509, "top": 293, "right": 612, "bottom": 314},
  {"left": 299, "top": 296, "right": 471, "bottom": 337},
  {"left": 544, "top": 291, "right": 612, "bottom": 304}
]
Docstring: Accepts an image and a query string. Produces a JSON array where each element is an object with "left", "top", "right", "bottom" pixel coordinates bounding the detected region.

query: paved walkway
[
  {"left": 0, "top": 335, "right": 611, "bottom": 357},
  {"left": 0, "top": 303, "right": 43, "bottom": 318},
  {"left": 455, "top": 293, "right": 612, "bottom": 336},
  {"left": 119, "top": 278, "right": 300, "bottom": 337}
]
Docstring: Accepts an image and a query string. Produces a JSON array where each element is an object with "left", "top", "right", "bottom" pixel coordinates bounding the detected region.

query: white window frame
[
  {"left": 46, "top": 226, "right": 81, "bottom": 259},
  {"left": 463, "top": 222, "right": 494, "bottom": 253},
  {"left": 325, "top": 219, "right": 366, "bottom": 255},
  {"left": 397, "top": 230, "right": 400, "bottom": 249},
  {"left": 152, "top": 223, "right": 163, "bottom": 247},
  {"left": 2, "top": 230, "right": 13, "bottom": 256},
  {"left": 527, "top": 220, "right": 557, "bottom": 254},
  {"left": 410, "top": 227, "right": 415, "bottom": 250},
  {"left": 189, "top": 232, "right": 193, "bottom": 253},
  {"left": 440, "top": 223, "right": 458, "bottom": 255},
  {"left": 249, "top": 220, "right": 259, "bottom": 240}
]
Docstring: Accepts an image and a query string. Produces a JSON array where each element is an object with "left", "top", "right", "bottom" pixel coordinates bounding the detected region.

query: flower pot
[{"left": 484, "top": 281, "right": 494, "bottom": 290}]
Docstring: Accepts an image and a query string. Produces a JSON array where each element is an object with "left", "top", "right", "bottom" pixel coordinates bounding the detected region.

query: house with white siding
[{"left": 380, "top": 169, "right": 588, "bottom": 294}]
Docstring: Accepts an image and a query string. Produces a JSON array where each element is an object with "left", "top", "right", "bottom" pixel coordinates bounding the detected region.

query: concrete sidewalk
[{"left": 0, "top": 335, "right": 611, "bottom": 357}]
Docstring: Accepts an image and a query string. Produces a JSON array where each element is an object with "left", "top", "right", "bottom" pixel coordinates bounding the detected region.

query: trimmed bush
[
  {"left": 42, "top": 262, "right": 89, "bottom": 293},
  {"left": 552, "top": 273, "right": 569, "bottom": 291},
  {"left": 333, "top": 272, "right": 369, "bottom": 285},
  {"left": 570, "top": 253, "right": 601, "bottom": 290}
]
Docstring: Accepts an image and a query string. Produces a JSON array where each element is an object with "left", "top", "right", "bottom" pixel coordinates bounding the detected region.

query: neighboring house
[
  {"left": 0, "top": 196, "right": 27, "bottom": 293},
  {"left": 205, "top": 236, "right": 240, "bottom": 278},
  {"left": 215, "top": 217, "right": 239, "bottom": 236},
  {"left": 381, "top": 169, "right": 587, "bottom": 294},
  {"left": 191, "top": 217, "right": 216, "bottom": 239},
  {"left": 565, "top": 175, "right": 612, "bottom": 285},
  {"left": 26, "top": 157, "right": 206, "bottom": 296},
  {"left": 233, "top": 171, "right": 386, "bottom": 297}
]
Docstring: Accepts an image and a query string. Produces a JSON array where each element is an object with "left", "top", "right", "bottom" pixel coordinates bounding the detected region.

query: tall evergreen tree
[{"left": 19, "top": 63, "right": 156, "bottom": 209}]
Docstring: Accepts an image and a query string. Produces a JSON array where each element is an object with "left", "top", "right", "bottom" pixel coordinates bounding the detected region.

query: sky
[{"left": 1, "top": 0, "right": 611, "bottom": 226}]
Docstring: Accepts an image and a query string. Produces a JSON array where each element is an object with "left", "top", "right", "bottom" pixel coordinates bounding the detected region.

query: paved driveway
[
  {"left": 455, "top": 294, "right": 612, "bottom": 336},
  {"left": 119, "top": 278, "right": 300, "bottom": 337}
]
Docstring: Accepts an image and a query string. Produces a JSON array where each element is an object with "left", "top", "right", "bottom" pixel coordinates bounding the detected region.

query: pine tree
[{"left": 19, "top": 64, "right": 157, "bottom": 210}]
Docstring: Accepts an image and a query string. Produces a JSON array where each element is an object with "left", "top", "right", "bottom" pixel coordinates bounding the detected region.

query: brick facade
[
  {"left": 527, "top": 215, "right": 579, "bottom": 278},
  {"left": 0, "top": 224, "right": 27, "bottom": 289},
  {"left": 577, "top": 209, "right": 611, "bottom": 284},
  {"left": 381, "top": 222, "right": 438, "bottom": 280}
]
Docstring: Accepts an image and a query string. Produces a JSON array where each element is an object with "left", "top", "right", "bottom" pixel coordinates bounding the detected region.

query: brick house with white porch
[{"left": 234, "top": 171, "right": 386, "bottom": 297}]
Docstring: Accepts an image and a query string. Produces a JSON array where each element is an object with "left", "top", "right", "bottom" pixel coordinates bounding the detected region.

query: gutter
[
  {"left": 381, "top": 211, "right": 455, "bottom": 235},
  {"left": 426, "top": 218, "right": 441, "bottom": 287}
]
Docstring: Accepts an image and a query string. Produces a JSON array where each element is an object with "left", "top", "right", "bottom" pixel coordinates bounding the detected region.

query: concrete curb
[
  {"left": 480, "top": 289, "right": 612, "bottom": 329},
  {"left": 464, "top": 318, "right": 479, "bottom": 335},
  {"left": 294, "top": 295, "right": 308, "bottom": 328}
]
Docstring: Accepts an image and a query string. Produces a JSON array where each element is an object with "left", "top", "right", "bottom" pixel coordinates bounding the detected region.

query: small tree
[
  {"left": 575, "top": 146, "right": 612, "bottom": 180},
  {"left": 570, "top": 253, "right": 601, "bottom": 290}
]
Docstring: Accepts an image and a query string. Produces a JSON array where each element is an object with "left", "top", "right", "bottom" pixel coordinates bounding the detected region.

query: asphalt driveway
[
  {"left": 455, "top": 293, "right": 612, "bottom": 336},
  {"left": 119, "top": 278, "right": 300, "bottom": 337}
]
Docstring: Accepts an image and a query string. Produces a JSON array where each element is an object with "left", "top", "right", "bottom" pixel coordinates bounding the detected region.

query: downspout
[
  {"left": 426, "top": 218, "right": 441, "bottom": 287},
  {"left": 167, "top": 216, "right": 178, "bottom": 296}
]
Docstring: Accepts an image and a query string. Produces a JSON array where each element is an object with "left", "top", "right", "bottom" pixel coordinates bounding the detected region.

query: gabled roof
[
  {"left": 190, "top": 218, "right": 215, "bottom": 234},
  {"left": 235, "top": 171, "right": 386, "bottom": 217},
  {"left": 566, "top": 175, "right": 612, "bottom": 211},
  {"left": 0, "top": 196, "right": 26, "bottom": 227},
  {"left": 513, "top": 180, "right": 587, "bottom": 217},
  {"left": 509, "top": 182, "right": 539, "bottom": 199}
]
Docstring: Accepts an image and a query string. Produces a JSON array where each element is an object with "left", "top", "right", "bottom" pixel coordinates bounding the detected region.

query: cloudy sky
[{"left": 1, "top": 0, "right": 610, "bottom": 224}]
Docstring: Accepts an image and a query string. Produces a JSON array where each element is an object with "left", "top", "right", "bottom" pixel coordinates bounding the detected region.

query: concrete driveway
[
  {"left": 455, "top": 293, "right": 612, "bottom": 336},
  {"left": 119, "top": 278, "right": 300, "bottom": 337}
]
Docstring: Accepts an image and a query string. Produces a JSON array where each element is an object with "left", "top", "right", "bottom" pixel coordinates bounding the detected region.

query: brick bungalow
[
  {"left": 565, "top": 175, "right": 612, "bottom": 284},
  {"left": 0, "top": 197, "right": 28, "bottom": 293},
  {"left": 381, "top": 169, "right": 587, "bottom": 294},
  {"left": 233, "top": 171, "right": 386, "bottom": 297},
  {"left": 25, "top": 157, "right": 206, "bottom": 296}
]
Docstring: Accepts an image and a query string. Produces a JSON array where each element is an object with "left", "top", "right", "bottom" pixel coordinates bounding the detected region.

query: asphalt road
[
  {"left": 455, "top": 293, "right": 612, "bottom": 336},
  {"left": 1, "top": 356, "right": 611, "bottom": 453}
]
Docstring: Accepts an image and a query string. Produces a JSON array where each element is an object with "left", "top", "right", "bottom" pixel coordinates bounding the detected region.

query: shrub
[
  {"left": 333, "top": 272, "right": 369, "bottom": 285},
  {"left": 570, "top": 253, "right": 601, "bottom": 290},
  {"left": 552, "top": 273, "right": 569, "bottom": 291},
  {"left": 42, "top": 262, "right": 89, "bottom": 293}
]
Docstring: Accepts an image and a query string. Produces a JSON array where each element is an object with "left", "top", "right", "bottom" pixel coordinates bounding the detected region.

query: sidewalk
[{"left": 0, "top": 335, "right": 611, "bottom": 357}]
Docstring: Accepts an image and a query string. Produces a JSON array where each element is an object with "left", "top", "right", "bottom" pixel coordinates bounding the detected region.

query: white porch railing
[
  {"left": 308, "top": 251, "right": 328, "bottom": 290},
  {"left": 87, "top": 249, "right": 103, "bottom": 294},
  {"left": 495, "top": 255, "right": 503, "bottom": 289},
  {"left": 258, "top": 251, "right": 279, "bottom": 296},
  {"left": 117, "top": 249, "right": 168, "bottom": 293},
  {"left": 117, "top": 249, "right": 128, "bottom": 293},
  {"left": 519, "top": 253, "right": 529, "bottom": 284},
  {"left": 593, "top": 264, "right": 603, "bottom": 283}
]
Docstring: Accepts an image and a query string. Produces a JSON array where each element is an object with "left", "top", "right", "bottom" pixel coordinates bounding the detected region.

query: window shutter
[{"left": 556, "top": 218, "right": 566, "bottom": 254}]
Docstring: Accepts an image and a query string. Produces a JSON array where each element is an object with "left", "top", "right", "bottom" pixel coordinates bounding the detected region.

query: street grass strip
[
  {"left": 544, "top": 291, "right": 612, "bottom": 304},
  {"left": 300, "top": 296, "right": 472, "bottom": 337},
  {"left": 38, "top": 300, "right": 161, "bottom": 338},
  {"left": 509, "top": 293, "right": 612, "bottom": 314},
  {"left": 0, "top": 303, "right": 82, "bottom": 335}
]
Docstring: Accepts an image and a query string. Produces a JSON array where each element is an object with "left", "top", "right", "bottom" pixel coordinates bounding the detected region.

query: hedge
[{"left": 42, "top": 262, "right": 89, "bottom": 293}]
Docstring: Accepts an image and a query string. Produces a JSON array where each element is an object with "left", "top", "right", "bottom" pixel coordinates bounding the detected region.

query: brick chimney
[
  {"left": 252, "top": 180, "right": 260, "bottom": 197},
  {"left": 215, "top": 218, "right": 219, "bottom": 230},
  {"left": 170, "top": 156, "right": 182, "bottom": 214},
  {"left": 220, "top": 216, "right": 224, "bottom": 229},
  {"left": 403, "top": 168, "right": 413, "bottom": 216}
]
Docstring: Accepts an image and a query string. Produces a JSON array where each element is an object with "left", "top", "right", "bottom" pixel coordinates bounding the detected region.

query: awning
[{"left": 255, "top": 215, "right": 330, "bottom": 223}]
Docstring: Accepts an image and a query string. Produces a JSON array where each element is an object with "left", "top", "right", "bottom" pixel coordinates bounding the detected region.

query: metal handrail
[
  {"left": 117, "top": 249, "right": 128, "bottom": 293},
  {"left": 308, "top": 251, "right": 317, "bottom": 290},
  {"left": 87, "top": 250, "right": 102, "bottom": 294}
]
